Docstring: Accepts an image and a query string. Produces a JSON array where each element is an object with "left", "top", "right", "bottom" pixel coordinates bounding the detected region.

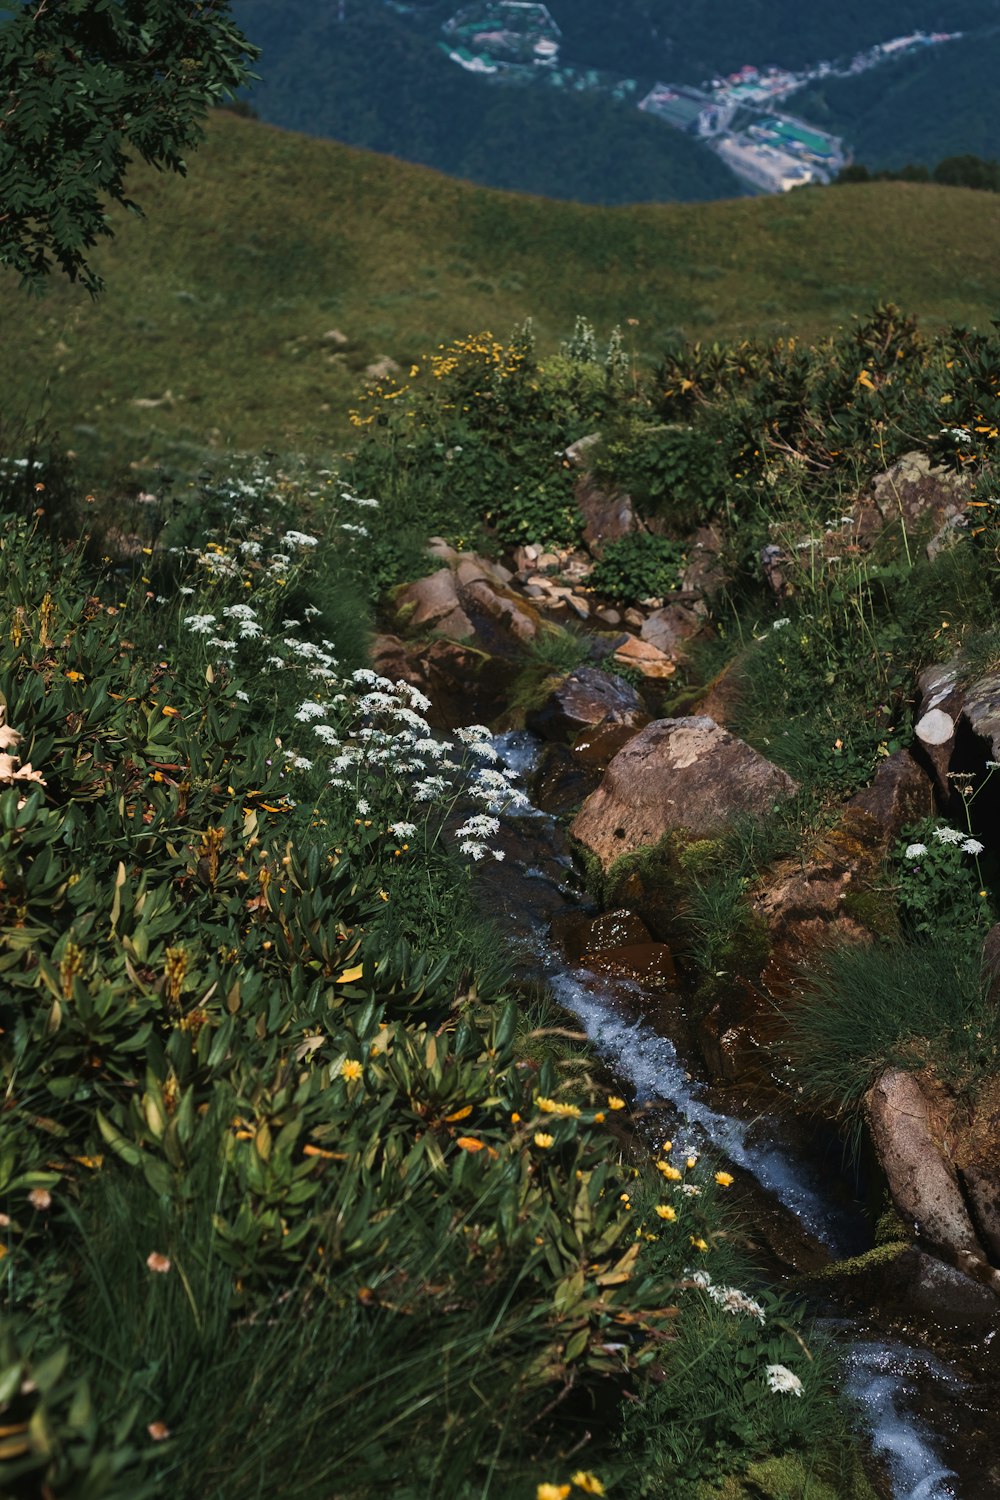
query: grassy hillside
[{"left": 5, "top": 110, "right": 1000, "bottom": 478}]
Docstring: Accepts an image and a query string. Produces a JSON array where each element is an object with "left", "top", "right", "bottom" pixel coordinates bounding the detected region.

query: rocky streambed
[{"left": 371, "top": 449, "right": 1000, "bottom": 1497}]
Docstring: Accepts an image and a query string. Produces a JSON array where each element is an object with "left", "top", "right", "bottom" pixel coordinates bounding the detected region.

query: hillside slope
[{"left": 5, "top": 111, "right": 1000, "bottom": 472}]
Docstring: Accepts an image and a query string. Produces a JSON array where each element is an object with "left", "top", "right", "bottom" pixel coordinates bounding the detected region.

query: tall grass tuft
[{"left": 784, "top": 933, "right": 999, "bottom": 1114}]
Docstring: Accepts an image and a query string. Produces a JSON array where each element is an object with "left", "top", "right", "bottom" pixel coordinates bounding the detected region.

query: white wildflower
[
  {"left": 460, "top": 840, "right": 487, "bottom": 861},
  {"left": 707, "top": 1285, "right": 766, "bottom": 1323},
  {"left": 234, "top": 690, "right": 250, "bottom": 704},
  {"left": 184, "top": 614, "right": 217, "bottom": 634},
  {"left": 390, "top": 822, "right": 417, "bottom": 838},
  {"left": 285, "top": 754, "right": 314, "bottom": 771},
  {"left": 357, "top": 797, "right": 370, "bottom": 815},
  {"left": 765, "top": 1364, "right": 803, "bottom": 1397},
  {"left": 932, "top": 826, "right": 966, "bottom": 845},
  {"left": 962, "top": 838, "right": 985, "bottom": 855},
  {"left": 283, "top": 530, "right": 318, "bottom": 547},
  {"left": 295, "top": 702, "right": 328, "bottom": 723},
  {"left": 904, "top": 843, "right": 928, "bottom": 859}
]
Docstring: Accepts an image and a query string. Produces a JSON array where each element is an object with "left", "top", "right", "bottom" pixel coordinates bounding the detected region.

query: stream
[{"left": 479, "top": 729, "right": 999, "bottom": 1500}]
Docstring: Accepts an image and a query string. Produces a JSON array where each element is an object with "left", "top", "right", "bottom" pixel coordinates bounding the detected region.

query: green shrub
[{"left": 589, "top": 531, "right": 688, "bottom": 604}]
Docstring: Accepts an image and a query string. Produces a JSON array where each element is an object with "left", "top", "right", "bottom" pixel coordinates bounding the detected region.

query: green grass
[
  {"left": 784, "top": 934, "right": 1000, "bottom": 1113},
  {"left": 5, "top": 111, "right": 1000, "bottom": 480}
]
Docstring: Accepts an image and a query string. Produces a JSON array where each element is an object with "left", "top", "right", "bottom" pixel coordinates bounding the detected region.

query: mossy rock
[{"left": 700, "top": 1449, "right": 879, "bottom": 1500}]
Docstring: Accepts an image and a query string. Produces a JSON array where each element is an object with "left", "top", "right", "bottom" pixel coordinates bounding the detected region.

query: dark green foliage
[
  {"left": 837, "top": 154, "right": 1000, "bottom": 191},
  {"left": 0, "top": 0, "right": 258, "bottom": 293},
  {"left": 589, "top": 530, "right": 688, "bottom": 605},
  {"left": 790, "top": 31, "right": 1000, "bottom": 171}
]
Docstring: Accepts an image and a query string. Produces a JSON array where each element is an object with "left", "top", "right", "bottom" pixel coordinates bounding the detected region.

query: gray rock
[
  {"left": 640, "top": 602, "right": 703, "bottom": 656},
  {"left": 575, "top": 475, "right": 637, "bottom": 559},
  {"left": 570, "top": 716, "right": 798, "bottom": 870},
  {"left": 526, "top": 666, "right": 645, "bottom": 742},
  {"left": 867, "top": 1069, "right": 999, "bottom": 1291}
]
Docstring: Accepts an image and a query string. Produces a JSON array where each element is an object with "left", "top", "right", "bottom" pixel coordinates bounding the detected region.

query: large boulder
[
  {"left": 867, "top": 1068, "right": 1000, "bottom": 1292},
  {"left": 570, "top": 716, "right": 797, "bottom": 870}
]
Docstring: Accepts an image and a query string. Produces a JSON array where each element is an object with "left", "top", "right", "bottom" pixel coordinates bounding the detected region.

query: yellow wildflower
[
  {"left": 607, "top": 1096, "right": 625, "bottom": 1111},
  {"left": 340, "top": 1059, "right": 363, "bottom": 1082},
  {"left": 657, "top": 1162, "right": 682, "bottom": 1181},
  {"left": 714, "top": 1171, "right": 734, "bottom": 1188},
  {"left": 536, "top": 1095, "right": 581, "bottom": 1118},
  {"left": 534, "top": 1132, "right": 555, "bottom": 1149},
  {"left": 686, "top": 1155, "right": 698, "bottom": 1169},
  {"left": 571, "top": 1473, "right": 605, "bottom": 1495},
  {"left": 661, "top": 1140, "right": 672, "bottom": 1152},
  {"left": 690, "top": 1236, "right": 709, "bottom": 1252},
  {"left": 537, "top": 1486, "right": 570, "bottom": 1500},
  {"left": 654, "top": 1204, "right": 677, "bottom": 1221}
]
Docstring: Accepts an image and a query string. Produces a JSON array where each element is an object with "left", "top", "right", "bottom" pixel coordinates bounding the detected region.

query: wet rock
[
  {"left": 462, "top": 578, "right": 541, "bottom": 648},
  {"left": 866, "top": 1069, "right": 999, "bottom": 1292},
  {"left": 640, "top": 603, "right": 703, "bottom": 658},
  {"left": 575, "top": 474, "right": 637, "bottom": 559},
  {"left": 570, "top": 717, "right": 798, "bottom": 871},
  {"left": 370, "top": 633, "right": 516, "bottom": 731},
  {"left": 699, "top": 1003, "right": 769, "bottom": 1085},
  {"left": 586, "top": 940, "right": 677, "bottom": 988},
  {"left": 802, "top": 1244, "right": 1000, "bottom": 1334},
  {"left": 526, "top": 667, "right": 645, "bottom": 742},
  {"left": 612, "top": 634, "right": 676, "bottom": 680},
  {"left": 556, "top": 907, "right": 653, "bottom": 960},
  {"left": 570, "top": 717, "right": 648, "bottom": 770},
  {"left": 531, "top": 743, "right": 603, "bottom": 816}
]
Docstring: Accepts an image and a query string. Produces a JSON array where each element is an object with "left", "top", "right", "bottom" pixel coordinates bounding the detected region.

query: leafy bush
[{"left": 589, "top": 531, "right": 687, "bottom": 604}]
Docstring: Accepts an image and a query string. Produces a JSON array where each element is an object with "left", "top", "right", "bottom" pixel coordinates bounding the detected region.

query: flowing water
[{"left": 484, "top": 730, "right": 990, "bottom": 1500}]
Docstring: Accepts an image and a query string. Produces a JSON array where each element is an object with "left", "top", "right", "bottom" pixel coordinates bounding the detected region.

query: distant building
[
  {"left": 639, "top": 83, "right": 717, "bottom": 135},
  {"left": 714, "top": 135, "right": 819, "bottom": 193}
]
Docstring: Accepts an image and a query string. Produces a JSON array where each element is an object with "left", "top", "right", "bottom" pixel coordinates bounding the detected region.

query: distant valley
[{"left": 232, "top": 0, "right": 1000, "bottom": 203}]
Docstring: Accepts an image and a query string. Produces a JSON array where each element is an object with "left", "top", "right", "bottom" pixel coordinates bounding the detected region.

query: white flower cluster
[
  {"left": 707, "top": 1284, "right": 766, "bottom": 1323},
  {"left": 764, "top": 1363, "right": 803, "bottom": 1397},
  {"left": 288, "top": 674, "right": 525, "bottom": 862},
  {"left": 932, "top": 825, "right": 984, "bottom": 854}
]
